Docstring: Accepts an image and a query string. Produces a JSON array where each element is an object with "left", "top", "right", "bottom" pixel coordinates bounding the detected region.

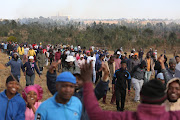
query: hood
[
  {"left": 166, "top": 78, "right": 180, "bottom": 92},
  {"left": 1, "top": 90, "right": 21, "bottom": 101}
]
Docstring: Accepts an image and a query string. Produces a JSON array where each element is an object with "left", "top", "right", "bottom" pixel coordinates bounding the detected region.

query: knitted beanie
[{"left": 140, "top": 79, "right": 167, "bottom": 104}]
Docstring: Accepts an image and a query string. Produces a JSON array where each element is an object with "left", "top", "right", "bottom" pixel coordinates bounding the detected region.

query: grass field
[{"left": 0, "top": 50, "right": 174, "bottom": 112}]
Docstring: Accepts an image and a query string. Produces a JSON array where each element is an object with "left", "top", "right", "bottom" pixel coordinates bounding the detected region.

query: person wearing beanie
[
  {"left": 23, "top": 56, "right": 41, "bottom": 86},
  {"left": 81, "top": 62, "right": 180, "bottom": 120},
  {"left": 159, "top": 55, "right": 180, "bottom": 85},
  {"left": 22, "top": 84, "right": 43, "bottom": 120},
  {"left": 131, "top": 60, "right": 146, "bottom": 102},
  {"left": 5, "top": 52, "right": 25, "bottom": 81},
  {"left": 112, "top": 60, "right": 131, "bottom": 111},
  {"left": 163, "top": 78, "right": 180, "bottom": 111},
  {"left": 0, "top": 76, "right": 26, "bottom": 120},
  {"left": 35, "top": 72, "right": 82, "bottom": 120}
]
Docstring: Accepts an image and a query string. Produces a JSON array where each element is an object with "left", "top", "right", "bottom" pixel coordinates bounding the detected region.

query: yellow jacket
[
  {"left": 28, "top": 49, "right": 36, "bottom": 56},
  {"left": 17, "top": 47, "right": 24, "bottom": 55}
]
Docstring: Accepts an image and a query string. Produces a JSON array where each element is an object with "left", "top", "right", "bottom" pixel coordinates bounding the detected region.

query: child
[
  {"left": 22, "top": 84, "right": 43, "bottom": 120},
  {"left": 23, "top": 56, "right": 41, "bottom": 86}
]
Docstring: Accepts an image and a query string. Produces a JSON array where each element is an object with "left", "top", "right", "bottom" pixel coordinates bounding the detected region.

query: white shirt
[
  {"left": 87, "top": 56, "right": 96, "bottom": 68},
  {"left": 24, "top": 48, "right": 29, "bottom": 55}
]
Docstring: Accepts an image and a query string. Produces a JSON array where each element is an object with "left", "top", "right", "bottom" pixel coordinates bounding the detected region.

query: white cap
[
  {"left": 117, "top": 51, "right": 121, "bottom": 55},
  {"left": 65, "top": 56, "right": 75, "bottom": 62},
  {"left": 157, "top": 73, "right": 164, "bottom": 80},
  {"left": 130, "top": 53, "right": 134, "bottom": 56},
  {"left": 80, "top": 54, "right": 84, "bottom": 58},
  {"left": 29, "top": 56, "right": 34, "bottom": 60}
]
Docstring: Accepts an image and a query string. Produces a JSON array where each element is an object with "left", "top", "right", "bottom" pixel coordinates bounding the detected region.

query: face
[
  {"left": 68, "top": 61, "right": 73, "bottom": 66},
  {"left": 121, "top": 63, "right": 127, "bottom": 70},
  {"left": 135, "top": 55, "right": 138, "bottom": 59},
  {"left": 116, "top": 54, "right": 120, "bottom": 58},
  {"left": 147, "top": 53, "right": 151, "bottom": 58},
  {"left": 29, "top": 59, "right": 34, "bottom": 62},
  {"left": 176, "top": 57, "right": 180, "bottom": 64},
  {"left": 6, "top": 81, "right": 19, "bottom": 94},
  {"left": 109, "top": 58, "right": 114, "bottom": 63},
  {"left": 56, "top": 82, "right": 75, "bottom": 101},
  {"left": 14, "top": 54, "right": 17, "bottom": 58},
  {"left": 74, "top": 75, "right": 83, "bottom": 90},
  {"left": 167, "top": 81, "right": 180, "bottom": 102},
  {"left": 27, "top": 91, "right": 37, "bottom": 103},
  {"left": 169, "top": 63, "right": 176, "bottom": 70}
]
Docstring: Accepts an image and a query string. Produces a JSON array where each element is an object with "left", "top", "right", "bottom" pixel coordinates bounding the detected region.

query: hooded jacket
[
  {"left": 6, "top": 58, "right": 25, "bottom": 76},
  {"left": 0, "top": 90, "right": 26, "bottom": 120}
]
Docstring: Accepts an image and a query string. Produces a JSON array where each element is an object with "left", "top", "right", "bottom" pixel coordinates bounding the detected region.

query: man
[
  {"left": 159, "top": 56, "right": 179, "bottom": 85},
  {"left": 23, "top": 45, "right": 29, "bottom": 63},
  {"left": 0, "top": 76, "right": 26, "bottom": 120},
  {"left": 5, "top": 52, "right": 25, "bottom": 81},
  {"left": 81, "top": 62, "right": 180, "bottom": 119},
  {"left": 138, "top": 48, "right": 144, "bottom": 62},
  {"left": 144, "top": 52, "right": 154, "bottom": 83},
  {"left": 129, "top": 53, "right": 140, "bottom": 73},
  {"left": 46, "top": 60, "right": 109, "bottom": 120},
  {"left": 95, "top": 54, "right": 105, "bottom": 84},
  {"left": 163, "top": 78, "right": 180, "bottom": 111},
  {"left": 55, "top": 49, "right": 61, "bottom": 72},
  {"left": 131, "top": 61, "right": 146, "bottom": 102},
  {"left": 175, "top": 56, "right": 180, "bottom": 71},
  {"left": 35, "top": 72, "right": 82, "bottom": 120},
  {"left": 17, "top": 44, "right": 25, "bottom": 60},
  {"left": 113, "top": 60, "right": 131, "bottom": 111},
  {"left": 87, "top": 52, "right": 96, "bottom": 83},
  {"left": 62, "top": 55, "right": 76, "bottom": 73},
  {"left": 36, "top": 49, "right": 46, "bottom": 74},
  {"left": 114, "top": 51, "right": 121, "bottom": 71}
]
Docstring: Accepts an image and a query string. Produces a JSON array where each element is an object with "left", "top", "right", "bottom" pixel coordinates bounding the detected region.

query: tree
[{"left": 7, "top": 36, "right": 17, "bottom": 42}]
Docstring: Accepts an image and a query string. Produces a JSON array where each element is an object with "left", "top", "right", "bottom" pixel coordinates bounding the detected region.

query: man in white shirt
[{"left": 87, "top": 52, "right": 96, "bottom": 83}]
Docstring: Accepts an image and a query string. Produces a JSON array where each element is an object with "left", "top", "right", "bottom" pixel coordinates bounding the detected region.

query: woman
[
  {"left": 22, "top": 84, "right": 43, "bottom": 120},
  {"left": 23, "top": 56, "right": 41, "bottom": 86}
]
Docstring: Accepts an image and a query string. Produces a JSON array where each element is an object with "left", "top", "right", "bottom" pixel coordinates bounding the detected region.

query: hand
[
  {"left": 49, "top": 60, "right": 61, "bottom": 73},
  {"left": 80, "top": 61, "right": 93, "bottom": 83},
  {"left": 158, "top": 55, "right": 165, "bottom": 64}
]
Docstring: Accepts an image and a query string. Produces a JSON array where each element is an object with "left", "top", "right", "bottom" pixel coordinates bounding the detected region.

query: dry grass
[{"left": 0, "top": 50, "right": 175, "bottom": 111}]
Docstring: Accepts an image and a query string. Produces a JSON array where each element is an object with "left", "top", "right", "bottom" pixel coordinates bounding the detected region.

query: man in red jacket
[{"left": 81, "top": 62, "right": 180, "bottom": 120}]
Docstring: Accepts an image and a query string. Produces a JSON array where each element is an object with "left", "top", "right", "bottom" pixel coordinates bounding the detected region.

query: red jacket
[
  {"left": 83, "top": 82, "right": 180, "bottom": 120},
  {"left": 55, "top": 52, "right": 61, "bottom": 61}
]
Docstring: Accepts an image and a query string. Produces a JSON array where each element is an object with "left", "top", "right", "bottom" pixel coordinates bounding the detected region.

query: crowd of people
[{"left": 0, "top": 41, "right": 180, "bottom": 120}]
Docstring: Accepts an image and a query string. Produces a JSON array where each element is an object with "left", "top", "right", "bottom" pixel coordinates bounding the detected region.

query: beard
[{"left": 167, "top": 96, "right": 178, "bottom": 103}]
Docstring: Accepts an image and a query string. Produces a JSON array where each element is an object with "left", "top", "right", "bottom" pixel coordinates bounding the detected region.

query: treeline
[{"left": 0, "top": 19, "right": 180, "bottom": 50}]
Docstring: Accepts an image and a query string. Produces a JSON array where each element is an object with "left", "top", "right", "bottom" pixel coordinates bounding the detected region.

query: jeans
[
  {"left": 145, "top": 71, "right": 152, "bottom": 83},
  {"left": 26, "top": 74, "right": 35, "bottom": 86},
  {"left": 132, "top": 78, "right": 144, "bottom": 101}
]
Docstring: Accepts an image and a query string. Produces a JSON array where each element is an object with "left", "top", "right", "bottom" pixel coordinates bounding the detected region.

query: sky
[{"left": 0, "top": 0, "right": 180, "bottom": 19}]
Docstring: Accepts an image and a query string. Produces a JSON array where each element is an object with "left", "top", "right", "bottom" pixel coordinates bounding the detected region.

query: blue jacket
[
  {"left": 35, "top": 93, "right": 82, "bottom": 120},
  {"left": 0, "top": 90, "right": 26, "bottom": 120},
  {"left": 6, "top": 58, "right": 25, "bottom": 76},
  {"left": 23, "top": 62, "right": 40, "bottom": 76}
]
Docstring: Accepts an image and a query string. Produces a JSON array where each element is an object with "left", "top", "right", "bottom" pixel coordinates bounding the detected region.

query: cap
[{"left": 56, "top": 72, "right": 76, "bottom": 84}]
